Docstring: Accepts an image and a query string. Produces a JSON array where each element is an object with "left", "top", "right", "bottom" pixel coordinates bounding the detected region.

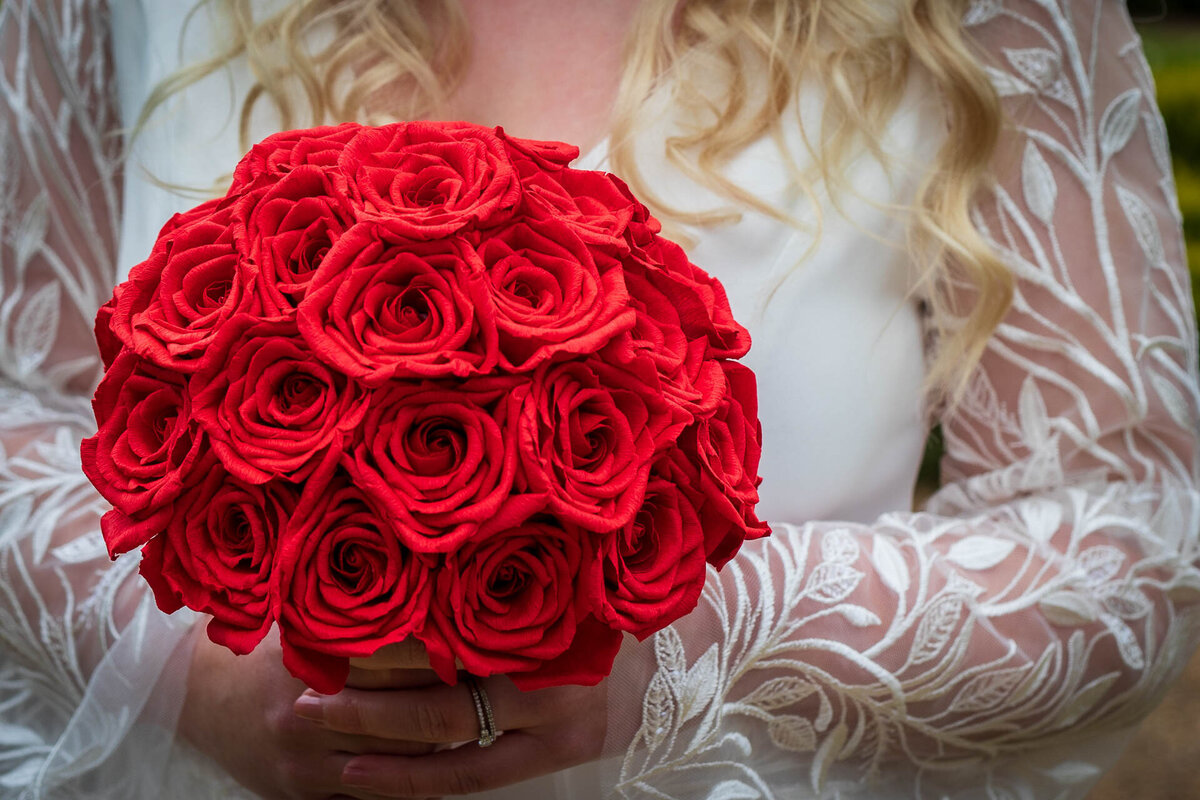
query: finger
[
  {"left": 325, "top": 732, "right": 439, "bottom": 757},
  {"left": 296, "top": 682, "right": 484, "bottom": 743},
  {"left": 339, "top": 731, "right": 593, "bottom": 797},
  {"left": 297, "top": 677, "right": 570, "bottom": 743},
  {"left": 349, "top": 639, "right": 432, "bottom": 670},
  {"left": 345, "top": 667, "right": 442, "bottom": 690},
  {"left": 277, "top": 751, "right": 355, "bottom": 797},
  {"left": 328, "top": 792, "right": 440, "bottom": 800}
]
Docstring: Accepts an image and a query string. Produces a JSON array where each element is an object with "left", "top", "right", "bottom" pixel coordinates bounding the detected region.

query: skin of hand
[
  {"left": 292, "top": 641, "right": 611, "bottom": 797},
  {"left": 179, "top": 627, "right": 438, "bottom": 800}
]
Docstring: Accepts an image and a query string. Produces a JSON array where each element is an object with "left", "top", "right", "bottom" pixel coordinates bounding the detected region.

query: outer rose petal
[
  {"left": 274, "top": 474, "right": 433, "bottom": 694},
  {"left": 109, "top": 199, "right": 261, "bottom": 373},
  {"left": 297, "top": 225, "right": 499, "bottom": 383},
  {"left": 191, "top": 315, "right": 368, "bottom": 484},
  {"left": 517, "top": 359, "right": 662, "bottom": 532},
  {"left": 137, "top": 470, "right": 296, "bottom": 653},
  {"left": 418, "top": 517, "right": 594, "bottom": 684},
  {"left": 337, "top": 122, "right": 521, "bottom": 239},
  {"left": 100, "top": 506, "right": 175, "bottom": 560},
  {"left": 508, "top": 616, "right": 623, "bottom": 690},
  {"left": 347, "top": 376, "right": 532, "bottom": 553},
  {"left": 495, "top": 127, "right": 580, "bottom": 172},
  {"left": 81, "top": 350, "right": 205, "bottom": 522},
  {"left": 231, "top": 122, "right": 362, "bottom": 189},
  {"left": 94, "top": 287, "right": 123, "bottom": 370},
  {"left": 589, "top": 478, "right": 708, "bottom": 639}
]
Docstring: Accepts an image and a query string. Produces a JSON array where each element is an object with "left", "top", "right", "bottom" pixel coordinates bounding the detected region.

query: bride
[{"left": 2, "top": 0, "right": 1198, "bottom": 798}]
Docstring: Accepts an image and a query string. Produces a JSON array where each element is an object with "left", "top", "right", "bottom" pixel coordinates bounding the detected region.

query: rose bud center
[
  {"left": 298, "top": 239, "right": 330, "bottom": 275},
  {"left": 151, "top": 410, "right": 174, "bottom": 445},
  {"left": 394, "top": 287, "right": 431, "bottom": 330},
  {"left": 408, "top": 418, "right": 464, "bottom": 474},
  {"left": 414, "top": 176, "right": 451, "bottom": 206},
  {"left": 498, "top": 260, "right": 557, "bottom": 311},
  {"left": 221, "top": 508, "right": 255, "bottom": 564},
  {"left": 279, "top": 373, "right": 322, "bottom": 412},
  {"left": 183, "top": 258, "right": 235, "bottom": 313},
  {"left": 568, "top": 410, "right": 611, "bottom": 468},
  {"left": 331, "top": 538, "right": 380, "bottom": 595},
  {"left": 128, "top": 391, "right": 179, "bottom": 455},
  {"left": 624, "top": 518, "right": 658, "bottom": 569},
  {"left": 489, "top": 560, "right": 530, "bottom": 598}
]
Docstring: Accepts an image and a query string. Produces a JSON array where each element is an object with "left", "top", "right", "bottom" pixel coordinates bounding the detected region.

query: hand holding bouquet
[{"left": 82, "top": 121, "right": 768, "bottom": 694}]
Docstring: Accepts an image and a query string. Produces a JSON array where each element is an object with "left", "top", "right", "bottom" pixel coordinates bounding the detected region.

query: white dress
[{"left": 2, "top": 1, "right": 1198, "bottom": 798}]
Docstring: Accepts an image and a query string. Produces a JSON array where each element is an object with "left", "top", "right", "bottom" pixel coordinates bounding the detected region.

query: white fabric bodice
[{"left": 2, "top": 1, "right": 1199, "bottom": 799}]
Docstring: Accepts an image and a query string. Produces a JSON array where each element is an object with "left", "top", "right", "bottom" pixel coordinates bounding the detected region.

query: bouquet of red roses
[{"left": 82, "top": 121, "right": 767, "bottom": 694}]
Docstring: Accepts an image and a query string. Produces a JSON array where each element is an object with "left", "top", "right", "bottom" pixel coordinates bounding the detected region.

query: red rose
[
  {"left": 109, "top": 200, "right": 259, "bottom": 373},
  {"left": 297, "top": 226, "right": 498, "bottom": 382},
  {"left": 496, "top": 127, "right": 579, "bottom": 172},
  {"left": 589, "top": 477, "right": 708, "bottom": 639},
  {"left": 81, "top": 350, "right": 205, "bottom": 554},
  {"left": 241, "top": 166, "right": 353, "bottom": 315},
  {"left": 231, "top": 123, "right": 362, "bottom": 188},
  {"left": 479, "top": 220, "right": 635, "bottom": 370},
  {"left": 631, "top": 238, "right": 750, "bottom": 360},
  {"left": 275, "top": 477, "right": 433, "bottom": 694},
  {"left": 94, "top": 287, "right": 124, "bottom": 370},
  {"left": 191, "top": 316, "right": 368, "bottom": 484},
  {"left": 139, "top": 470, "right": 296, "bottom": 654},
  {"left": 85, "top": 120, "right": 768, "bottom": 693},
  {"left": 347, "top": 377, "right": 535, "bottom": 553},
  {"left": 520, "top": 168, "right": 654, "bottom": 250},
  {"left": 419, "top": 516, "right": 621, "bottom": 688},
  {"left": 610, "top": 265, "right": 726, "bottom": 417},
  {"left": 673, "top": 362, "right": 769, "bottom": 567},
  {"left": 517, "top": 359, "right": 661, "bottom": 532},
  {"left": 337, "top": 122, "right": 520, "bottom": 239}
]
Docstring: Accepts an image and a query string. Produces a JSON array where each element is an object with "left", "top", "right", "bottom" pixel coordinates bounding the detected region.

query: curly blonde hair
[{"left": 138, "top": 0, "right": 1010, "bottom": 408}]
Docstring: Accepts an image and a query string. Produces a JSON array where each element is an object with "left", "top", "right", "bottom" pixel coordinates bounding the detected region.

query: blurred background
[{"left": 1088, "top": 3, "right": 1200, "bottom": 798}]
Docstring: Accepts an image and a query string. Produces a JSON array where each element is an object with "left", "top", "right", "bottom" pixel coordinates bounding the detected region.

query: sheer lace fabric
[
  {"left": 603, "top": 3, "right": 1200, "bottom": 799},
  {"left": 0, "top": 1, "right": 207, "bottom": 798},
  {"left": 0, "top": 1, "right": 1197, "bottom": 799}
]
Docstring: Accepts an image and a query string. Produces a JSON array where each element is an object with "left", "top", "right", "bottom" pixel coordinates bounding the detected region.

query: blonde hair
[{"left": 138, "top": 0, "right": 1010, "bottom": 408}]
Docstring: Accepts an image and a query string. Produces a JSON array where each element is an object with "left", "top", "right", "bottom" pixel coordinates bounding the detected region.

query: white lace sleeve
[
  {"left": 0, "top": 2, "right": 198, "bottom": 797},
  {"left": 606, "top": 3, "right": 1200, "bottom": 799}
]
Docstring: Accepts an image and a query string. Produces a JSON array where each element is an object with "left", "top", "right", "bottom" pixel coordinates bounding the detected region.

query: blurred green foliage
[{"left": 1140, "top": 24, "right": 1200, "bottom": 324}]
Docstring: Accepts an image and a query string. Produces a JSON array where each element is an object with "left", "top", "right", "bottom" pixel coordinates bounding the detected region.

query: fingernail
[
  {"left": 293, "top": 694, "right": 325, "bottom": 723},
  {"left": 341, "top": 763, "right": 373, "bottom": 789}
]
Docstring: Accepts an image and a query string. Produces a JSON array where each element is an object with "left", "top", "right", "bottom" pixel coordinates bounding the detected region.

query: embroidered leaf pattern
[
  {"left": 0, "top": 2, "right": 1195, "bottom": 799},
  {"left": 768, "top": 716, "right": 817, "bottom": 753},
  {"left": 617, "top": 8, "right": 1200, "bottom": 789},
  {"left": 949, "top": 666, "right": 1029, "bottom": 713},
  {"left": 742, "top": 677, "right": 818, "bottom": 711},
  {"left": 909, "top": 594, "right": 966, "bottom": 666},
  {"left": 1076, "top": 546, "right": 1125, "bottom": 586},
  {"left": 1021, "top": 141, "right": 1057, "bottom": 224},
  {"left": 803, "top": 562, "right": 864, "bottom": 604},
  {"left": 1099, "top": 89, "right": 1142, "bottom": 158},
  {"left": 872, "top": 536, "right": 910, "bottom": 595},
  {"left": 945, "top": 536, "right": 1017, "bottom": 571}
]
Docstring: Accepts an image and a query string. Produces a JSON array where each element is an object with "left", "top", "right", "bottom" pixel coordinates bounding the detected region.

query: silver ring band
[{"left": 465, "top": 676, "right": 498, "bottom": 748}]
